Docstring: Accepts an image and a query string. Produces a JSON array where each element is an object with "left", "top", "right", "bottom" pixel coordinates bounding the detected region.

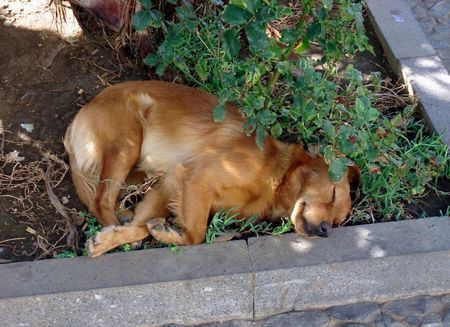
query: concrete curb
[
  {"left": 366, "top": 0, "right": 450, "bottom": 146},
  {"left": 0, "top": 217, "right": 449, "bottom": 326}
]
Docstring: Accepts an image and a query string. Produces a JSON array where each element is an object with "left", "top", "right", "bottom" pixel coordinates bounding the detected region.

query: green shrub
[{"left": 132, "top": 0, "right": 448, "bottom": 222}]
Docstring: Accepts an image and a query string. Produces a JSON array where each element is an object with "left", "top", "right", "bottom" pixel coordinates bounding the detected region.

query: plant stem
[{"left": 263, "top": 0, "right": 313, "bottom": 110}]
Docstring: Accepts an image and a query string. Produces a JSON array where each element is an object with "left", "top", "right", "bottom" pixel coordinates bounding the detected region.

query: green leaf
[
  {"left": 255, "top": 125, "right": 266, "bottom": 150},
  {"left": 323, "top": 145, "right": 335, "bottom": 163},
  {"left": 230, "top": 0, "right": 260, "bottom": 14},
  {"left": 176, "top": 5, "right": 194, "bottom": 21},
  {"left": 223, "top": 5, "right": 248, "bottom": 26},
  {"left": 325, "top": 40, "right": 337, "bottom": 54},
  {"left": 270, "top": 124, "right": 282, "bottom": 138},
  {"left": 243, "top": 0, "right": 260, "bottom": 14},
  {"left": 167, "top": 0, "right": 177, "bottom": 3},
  {"left": 213, "top": 104, "right": 227, "bottom": 122},
  {"left": 276, "top": 6, "right": 293, "bottom": 18},
  {"left": 390, "top": 114, "right": 403, "bottom": 127},
  {"left": 195, "top": 61, "right": 208, "bottom": 81},
  {"left": 243, "top": 117, "right": 257, "bottom": 135},
  {"left": 322, "top": 0, "right": 333, "bottom": 10},
  {"left": 143, "top": 53, "right": 159, "bottom": 67},
  {"left": 294, "top": 39, "right": 309, "bottom": 54},
  {"left": 256, "top": 110, "right": 276, "bottom": 125},
  {"left": 230, "top": 0, "right": 246, "bottom": 9},
  {"left": 322, "top": 120, "right": 336, "bottom": 141},
  {"left": 365, "top": 107, "right": 380, "bottom": 122},
  {"left": 132, "top": 10, "right": 163, "bottom": 31},
  {"left": 155, "top": 63, "right": 166, "bottom": 76},
  {"left": 245, "top": 22, "right": 268, "bottom": 53},
  {"left": 140, "top": 0, "right": 152, "bottom": 9},
  {"left": 328, "top": 158, "right": 347, "bottom": 182},
  {"left": 132, "top": 11, "right": 151, "bottom": 31},
  {"left": 223, "top": 29, "right": 241, "bottom": 59},
  {"left": 280, "top": 28, "right": 297, "bottom": 44},
  {"left": 306, "top": 22, "right": 322, "bottom": 40}
]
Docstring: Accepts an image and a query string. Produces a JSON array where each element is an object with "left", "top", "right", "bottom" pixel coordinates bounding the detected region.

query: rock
[
  {"left": 261, "top": 310, "right": 330, "bottom": 327},
  {"left": 422, "top": 312, "right": 443, "bottom": 325},
  {"left": 373, "top": 313, "right": 393, "bottom": 327},
  {"left": 405, "top": 315, "right": 421, "bottom": 325},
  {"left": 328, "top": 302, "right": 381, "bottom": 323},
  {"left": 443, "top": 309, "right": 450, "bottom": 326},
  {"left": 441, "top": 295, "right": 450, "bottom": 304},
  {"left": 382, "top": 296, "right": 444, "bottom": 320},
  {"left": 390, "top": 322, "right": 410, "bottom": 327}
]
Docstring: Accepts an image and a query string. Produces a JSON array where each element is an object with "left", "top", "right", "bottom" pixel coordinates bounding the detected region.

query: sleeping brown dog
[{"left": 64, "top": 80, "right": 360, "bottom": 257}]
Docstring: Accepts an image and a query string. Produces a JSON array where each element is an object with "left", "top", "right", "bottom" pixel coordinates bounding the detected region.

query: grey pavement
[
  {"left": 366, "top": 0, "right": 450, "bottom": 146},
  {"left": 181, "top": 294, "right": 450, "bottom": 327},
  {"left": 406, "top": 0, "right": 450, "bottom": 72},
  {"left": 1, "top": 217, "right": 449, "bottom": 326}
]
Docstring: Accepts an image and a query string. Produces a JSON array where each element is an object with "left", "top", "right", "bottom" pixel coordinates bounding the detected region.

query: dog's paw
[
  {"left": 87, "top": 225, "right": 123, "bottom": 257},
  {"left": 146, "top": 218, "right": 167, "bottom": 231},
  {"left": 147, "top": 218, "right": 185, "bottom": 245},
  {"left": 130, "top": 240, "right": 142, "bottom": 250}
]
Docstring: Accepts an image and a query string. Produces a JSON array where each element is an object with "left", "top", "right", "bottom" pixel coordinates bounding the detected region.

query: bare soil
[{"left": 0, "top": 1, "right": 448, "bottom": 263}]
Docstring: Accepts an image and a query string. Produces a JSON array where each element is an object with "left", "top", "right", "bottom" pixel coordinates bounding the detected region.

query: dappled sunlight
[
  {"left": 354, "top": 226, "right": 387, "bottom": 259},
  {"left": 355, "top": 226, "right": 372, "bottom": 248},
  {"left": 1, "top": 0, "right": 82, "bottom": 38},
  {"left": 402, "top": 56, "right": 450, "bottom": 101},
  {"left": 287, "top": 237, "right": 314, "bottom": 254}
]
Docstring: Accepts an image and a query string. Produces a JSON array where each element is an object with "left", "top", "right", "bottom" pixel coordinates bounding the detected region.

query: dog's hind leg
[
  {"left": 87, "top": 185, "right": 171, "bottom": 257},
  {"left": 147, "top": 175, "right": 213, "bottom": 245},
  {"left": 131, "top": 183, "right": 172, "bottom": 224},
  {"left": 87, "top": 224, "right": 149, "bottom": 257},
  {"left": 92, "top": 146, "right": 140, "bottom": 226}
]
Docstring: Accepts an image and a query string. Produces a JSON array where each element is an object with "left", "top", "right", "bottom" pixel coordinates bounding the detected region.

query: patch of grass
[{"left": 205, "top": 209, "right": 292, "bottom": 244}]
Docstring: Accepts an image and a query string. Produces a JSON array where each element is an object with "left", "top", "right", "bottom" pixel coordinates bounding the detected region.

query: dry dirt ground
[
  {"left": 0, "top": 1, "right": 448, "bottom": 263},
  {"left": 0, "top": 0, "right": 147, "bottom": 262}
]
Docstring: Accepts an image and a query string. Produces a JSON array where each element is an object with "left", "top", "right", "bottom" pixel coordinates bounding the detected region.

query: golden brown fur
[{"left": 64, "top": 81, "right": 360, "bottom": 257}]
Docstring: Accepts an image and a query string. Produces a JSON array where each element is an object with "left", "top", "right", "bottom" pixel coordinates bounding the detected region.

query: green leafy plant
[{"left": 133, "top": 0, "right": 449, "bottom": 222}]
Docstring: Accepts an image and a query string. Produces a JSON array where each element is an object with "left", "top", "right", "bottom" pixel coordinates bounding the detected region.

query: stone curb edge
[
  {"left": 0, "top": 216, "right": 449, "bottom": 326},
  {"left": 365, "top": 0, "right": 450, "bottom": 146}
]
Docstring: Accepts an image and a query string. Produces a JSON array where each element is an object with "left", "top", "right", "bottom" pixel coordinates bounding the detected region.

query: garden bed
[{"left": 0, "top": 0, "right": 448, "bottom": 262}]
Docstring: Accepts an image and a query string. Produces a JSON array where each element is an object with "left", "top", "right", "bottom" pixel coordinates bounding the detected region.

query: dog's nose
[{"left": 317, "top": 221, "right": 330, "bottom": 237}]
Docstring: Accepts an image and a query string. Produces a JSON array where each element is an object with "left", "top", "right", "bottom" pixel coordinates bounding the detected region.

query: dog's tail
[{"left": 63, "top": 123, "right": 100, "bottom": 212}]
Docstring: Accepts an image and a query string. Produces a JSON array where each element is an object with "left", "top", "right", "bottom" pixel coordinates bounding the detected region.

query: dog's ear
[{"left": 347, "top": 165, "right": 361, "bottom": 201}]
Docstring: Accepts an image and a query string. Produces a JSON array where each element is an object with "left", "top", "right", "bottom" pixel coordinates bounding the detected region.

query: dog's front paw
[{"left": 87, "top": 225, "right": 123, "bottom": 257}]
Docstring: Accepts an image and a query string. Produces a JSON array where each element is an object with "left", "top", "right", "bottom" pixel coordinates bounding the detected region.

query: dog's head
[{"left": 284, "top": 155, "right": 360, "bottom": 238}]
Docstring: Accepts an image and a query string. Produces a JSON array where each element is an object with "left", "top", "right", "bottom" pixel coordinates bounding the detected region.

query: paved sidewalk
[
  {"left": 178, "top": 294, "right": 450, "bottom": 327},
  {"left": 406, "top": 0, "right": 450, "bottom": 72}
]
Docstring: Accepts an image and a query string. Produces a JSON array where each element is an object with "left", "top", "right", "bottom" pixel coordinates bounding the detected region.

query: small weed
[
  {"left": 440, "top": 206, "right": 450, "bottom": 217},
  {"left": 53, "top": 250, "right": 77, "bottom": 258},
  {"left": 169, "top": 243, "right": 181, "bottom": 254},
  {"left": 205, "top": 209, "right": 292, "bottom": 244}
]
